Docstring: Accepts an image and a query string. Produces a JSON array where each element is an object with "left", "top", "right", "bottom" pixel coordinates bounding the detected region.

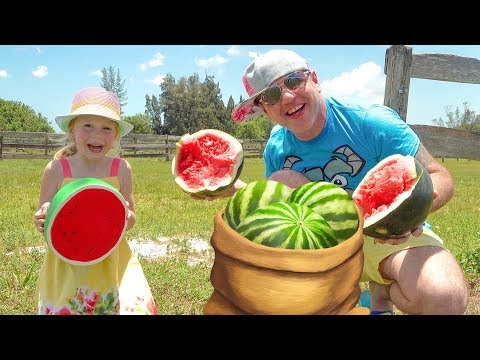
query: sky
[{"left": 1, "top": 44, "right": 480, "bottom": 134}]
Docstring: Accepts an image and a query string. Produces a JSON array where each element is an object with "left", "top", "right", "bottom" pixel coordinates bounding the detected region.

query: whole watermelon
[
  {"left": 287, "top": 181, "right": 359, "bottom": 243},
  {"left": 172, "top": 129, "right": 244, "bottom": 197},
  {"left": 236, "top": 201, "right": 337, "bottom": 250},
  {"left": 352, "top": 154, "right": 434, "bottom": 238},
  {"left": 223, "top": 179, "right": 294, "bottom": 231}
]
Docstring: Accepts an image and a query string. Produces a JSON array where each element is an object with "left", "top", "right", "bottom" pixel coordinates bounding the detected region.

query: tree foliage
[
  {"left": 100, "top": 66, "right": 128, "bottom": 111},
  {"left": 0, "top": 99, "right": 54, "bottom": 132},
  {"left": 145, "top": 94, "right": 163, "bottom": 134},
  {"left": 235, "top": 115, "right": 274, "bottom": 139},
  {"left": 433, "top": 101, "right": 480, "bottom": 133},
  {"left": 123, "top": 113, "right": 153, "bottom": 134},
  {"left": 158, "top": 73, "right": 227, "bottom": 135}
]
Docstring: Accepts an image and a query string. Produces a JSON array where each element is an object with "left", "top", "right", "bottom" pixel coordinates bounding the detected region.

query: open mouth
[
  {"left": 88, "top": 144, "right": 104, "bottom": 152},
  {"left": 287, "top": 103, "right": 304, "bottom": 115}
]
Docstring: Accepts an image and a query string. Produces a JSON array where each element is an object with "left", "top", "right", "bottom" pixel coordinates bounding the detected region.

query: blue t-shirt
[{"left": 264, "top": 96, "right": 420, "bottom": 196}]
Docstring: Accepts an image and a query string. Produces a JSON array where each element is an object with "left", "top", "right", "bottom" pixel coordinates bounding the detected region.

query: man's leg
[{"left": 375, "top": 245, "right": 469, "bottom": 314}]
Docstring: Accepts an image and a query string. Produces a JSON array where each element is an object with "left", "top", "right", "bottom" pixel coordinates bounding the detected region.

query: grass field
[{"left": 0, "top": 157, "right": 478, "bottom": 315}]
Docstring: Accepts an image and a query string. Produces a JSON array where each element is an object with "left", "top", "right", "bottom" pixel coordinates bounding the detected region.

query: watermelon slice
[{"left": 44, "top": 177, "right": 129, "bottom": 266}]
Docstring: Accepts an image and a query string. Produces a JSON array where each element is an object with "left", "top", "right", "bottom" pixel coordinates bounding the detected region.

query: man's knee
[{"left": 383, "top": 247, "right": 469, "bottom": 314}]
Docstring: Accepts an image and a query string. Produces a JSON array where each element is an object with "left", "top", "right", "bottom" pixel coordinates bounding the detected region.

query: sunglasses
[{"left": 257, "top": 70, "right": 311, "bottom": 106}]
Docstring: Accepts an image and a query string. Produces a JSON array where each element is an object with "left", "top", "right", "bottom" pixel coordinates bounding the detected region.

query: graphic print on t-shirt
[{"left": 281, "top": 145, "right": 366, "bottom": 195}]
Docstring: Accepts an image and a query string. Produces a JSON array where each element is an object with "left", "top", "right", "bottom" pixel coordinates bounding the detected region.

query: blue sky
[{"left": 1, "top": 44, "right": 480, "bottom": 133}]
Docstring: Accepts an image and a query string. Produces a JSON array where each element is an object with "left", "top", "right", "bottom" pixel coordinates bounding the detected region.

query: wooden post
[
  {"left": 165, "top": 135, "right": 170, "bottom": 161},
  {"left": 0, "top": 134, "right": 3, "bottom": 160},
  {"left": 44, "top": 135, "right": 49, "bottom": 156},
  {"left": 383, "top": 45, "right": 412, "bottom": 122}
]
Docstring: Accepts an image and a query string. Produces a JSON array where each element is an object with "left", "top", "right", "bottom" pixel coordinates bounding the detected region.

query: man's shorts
[{"left": 360, "top": 227, "right": 445, "bottom": 285}]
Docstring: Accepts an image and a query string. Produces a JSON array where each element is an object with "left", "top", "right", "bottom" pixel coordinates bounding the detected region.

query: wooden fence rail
[
  {"left": 1, "top": 127, "right": 479, "bottom": 161},
  {"left": 0, "top": 131, "right": 268, "bottom": 160}
]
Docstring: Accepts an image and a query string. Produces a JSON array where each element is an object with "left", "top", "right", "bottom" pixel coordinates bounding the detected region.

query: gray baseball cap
[{"left": 231, "top": 49, "right": 309, "bottom": 122}]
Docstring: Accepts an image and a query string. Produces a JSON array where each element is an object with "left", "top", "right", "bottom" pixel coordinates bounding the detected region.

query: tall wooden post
[{"left": 383, "top": 45, "right": 413, "bottom": 122}]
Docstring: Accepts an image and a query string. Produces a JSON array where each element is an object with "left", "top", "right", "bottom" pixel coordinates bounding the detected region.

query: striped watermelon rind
[
  {"left": 236, "top": 201, "right": 337, "bottom": 250},
  {"left": 287, "top": 181, "right": 359, "bottom": 243},
  {"left": 223, "top": 180, "right": 294, "bottom": 231}
]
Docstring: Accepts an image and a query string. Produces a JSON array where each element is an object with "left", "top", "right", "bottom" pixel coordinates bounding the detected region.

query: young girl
[{"left": 33, "top": 86, "right": 157, "bottom": 315}]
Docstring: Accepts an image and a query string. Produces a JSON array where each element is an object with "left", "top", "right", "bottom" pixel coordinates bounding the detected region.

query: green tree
[
  {"left": 100, "top": 66, "right": 128, "bottom": 111},
  {"left": 123, "top": 113, "right": 153, "bottom": 134},
  {"left": 224, "top": 95, "right": 239, "bottom": 136},
  {"left": 236, "top": 115, "right": 274, "bottom": 140},
  {"left": 145, "top": 94, "right": 162, "bottom": 134},
  {"left": 0, "top": 99, "right": 54, "bottom": 132},
  {"left": 159, "top": 73, "right": 230, "bottom": 136},
  {"left": 433, "top": 101, "right": 480, "bottom": 133}
]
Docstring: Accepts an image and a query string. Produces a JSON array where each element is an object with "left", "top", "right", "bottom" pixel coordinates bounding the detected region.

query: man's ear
[{"left": 311, "top": 70, "right": 319, "bottom": 84}]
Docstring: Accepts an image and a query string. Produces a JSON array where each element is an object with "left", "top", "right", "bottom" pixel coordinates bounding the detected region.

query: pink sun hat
[
  {"left": 55, "top": 86, "right": 134, "bottom": 137},
  {"left": 231, "top": 49, "right": 310, "bottom": 123}
]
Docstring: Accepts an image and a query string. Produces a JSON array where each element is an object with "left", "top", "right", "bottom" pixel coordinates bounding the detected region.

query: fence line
[
  {"left": 1, "top": 127, "right": 478, "bottom": 161},
  {"left": 0, "top": 131, "right": 268, "bottom": 160}
]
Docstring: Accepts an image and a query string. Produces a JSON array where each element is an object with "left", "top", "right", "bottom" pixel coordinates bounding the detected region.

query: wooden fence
[
  {"left": 0, "top": 131, "right": 268, "bottom": 160},
  {"left": 2, "top": 46, "right": 480, "bottom": 162},
  {"left": 383, "top": 45, "right": 480, "bottom": 161},
  {"left": 1, "top": 126, "right": 478, "bottom": 161}
]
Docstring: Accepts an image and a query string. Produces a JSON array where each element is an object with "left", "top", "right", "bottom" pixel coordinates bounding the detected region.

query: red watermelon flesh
[
  {"left": 50, "top": 188, "right": 126, "bottom": 262},
  {"left": 177, "top": 136, "right": 237, "bottom": 187},
  {"left": 172, "top": 129, "right": 244, "bottom": 197},
  {"left": 44, "top": 177, "right": 128, "bottom": 265},
  {"left": 355, "top": 156, "right": 416, "bottom": 219},
  {"left": 352, "top": 154, "right": 433, "bottom": 238}
]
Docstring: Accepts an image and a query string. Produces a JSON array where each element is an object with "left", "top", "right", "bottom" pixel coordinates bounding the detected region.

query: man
[{"left": 213, "top": 49, "right": 468, "bottom": 314}]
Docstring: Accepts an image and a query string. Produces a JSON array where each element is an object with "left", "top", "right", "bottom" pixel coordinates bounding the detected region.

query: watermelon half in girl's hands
[{"left": 44, "top": 177, "right": 129, "bottom": 266}]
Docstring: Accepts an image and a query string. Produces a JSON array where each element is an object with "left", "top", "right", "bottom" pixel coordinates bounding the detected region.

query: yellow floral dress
[{"left": 36, "top": 157, "right": 157, "bottom": 315}]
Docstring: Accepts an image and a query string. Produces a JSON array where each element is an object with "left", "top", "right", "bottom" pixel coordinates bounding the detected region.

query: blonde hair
[{"left": 53, "top": 117, "right": 122, "bottom": 160}]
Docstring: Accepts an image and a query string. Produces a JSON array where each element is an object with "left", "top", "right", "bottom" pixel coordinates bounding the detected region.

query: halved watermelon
[
  {"left": 172, "top": 129, "right": 244, "bottom": 197},
  {"left": 44, "top": 177, "right": 128, "bottom": 266},
  {"left": 352, "top": 154, "right": 434, "bottom": 238}
]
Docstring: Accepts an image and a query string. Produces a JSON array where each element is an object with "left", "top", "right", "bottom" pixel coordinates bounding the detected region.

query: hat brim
[
  {"left": 231, "top": 89, "right": 267, "bottom": 123},
  {"left": 55, "top": 113, "right": 134, "bottom": 137}
]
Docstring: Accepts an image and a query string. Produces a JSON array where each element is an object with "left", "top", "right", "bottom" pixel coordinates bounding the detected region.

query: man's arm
[{"left": 415, "top": 143, "right": 454, "bottom": 213}]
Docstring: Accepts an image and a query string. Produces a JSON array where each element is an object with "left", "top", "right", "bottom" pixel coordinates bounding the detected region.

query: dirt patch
[{"left": 466, "top": 277, "right": 480, "bottom": 315}]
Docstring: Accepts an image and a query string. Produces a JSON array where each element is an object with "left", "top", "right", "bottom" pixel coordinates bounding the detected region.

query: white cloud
[
  {"left": 248, "top": 51, "right": 259, "bottom": 59},
  {"left": 147, "top": 74, "right": 166, "bottom": 86},
  {"left": 321, "top": 61, "right": 385, "bottom": 105},
  {"left": 195, "top": 54, "right": 227, "bottom": 69},
  {"left": 36, "top": 47, "right": 43, "bottom": 54},
  {"left": 0, "top": 70, "right": 8, "bottom": 78},
  {"left": 90, "top": 70, "right": 102, "bottom": 77},
  {"left": 140, "top": 52, "right": 166, "bottom": 71},
  {"left": 226, "top": 46, "right": 240, "bottom": 56},
  {"left": 32, "top": 65, "right": 48, "bottom": 78}
]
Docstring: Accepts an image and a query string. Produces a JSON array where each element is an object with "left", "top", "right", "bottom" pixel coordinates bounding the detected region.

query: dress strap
[
  {"left": 59, "top": 158, "right": 72, "bottom": 178},
  {"left": 110, "top": 157, "right": 121, "bottom": 177}
]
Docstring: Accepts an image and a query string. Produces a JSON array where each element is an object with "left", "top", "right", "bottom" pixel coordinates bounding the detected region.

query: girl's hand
[
  {"left": 125, "top": 201, "right": 136, "bottom": 230},
  {"left": 34, "top": 202, "right": 50, "bottom": 234}
]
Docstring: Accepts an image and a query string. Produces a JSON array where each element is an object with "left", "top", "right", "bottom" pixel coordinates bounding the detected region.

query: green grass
[{"left": 0, "top": 157, "right": 479, "bottom": 314}]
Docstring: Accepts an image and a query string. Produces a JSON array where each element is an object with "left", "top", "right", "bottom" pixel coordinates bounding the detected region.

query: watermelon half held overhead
[
  {"left": 44, "top": 177, "right": 129, "bottom": 266},
  {"left": 352, "top": 154, "right": 434, "bottom": 238},
  {"left": 172, "top": 129, "right": 244, "bottom": 197}
]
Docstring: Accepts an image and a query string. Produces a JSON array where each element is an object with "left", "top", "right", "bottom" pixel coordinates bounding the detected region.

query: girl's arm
[
  {"left": 118, "top": 158, "right": 136, "bottom": 231},
  {"left": 34, "top": 160, "right": 63, "bottom": 234}
]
